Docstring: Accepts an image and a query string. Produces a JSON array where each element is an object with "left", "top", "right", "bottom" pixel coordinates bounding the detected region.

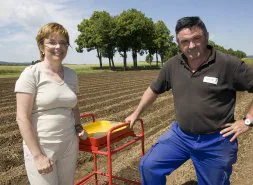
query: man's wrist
[
  {"left": 243, "top": 116, "right": 253, "bottom": 127},
  {"left": 245, "top": 114, "right": 253, "bottom": 120}
]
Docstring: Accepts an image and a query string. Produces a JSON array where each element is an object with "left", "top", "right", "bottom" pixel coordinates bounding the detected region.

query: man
[{"left": 125, "top": 16, "right": 253, "bottom": 185}]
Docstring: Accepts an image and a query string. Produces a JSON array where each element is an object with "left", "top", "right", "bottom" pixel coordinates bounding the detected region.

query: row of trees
[
  {"left": 208, "top": 41, "right": 246, "bottom": 59},
  {"left": 75, "top": 9, "right": 246, "bottom": 70},
  {"left": 75, "top": 9, "right": 178, "bottom": 70}
]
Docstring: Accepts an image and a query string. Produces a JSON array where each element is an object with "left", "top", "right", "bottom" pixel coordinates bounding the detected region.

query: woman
[{"left": 15, "top": 22, "right": 87, "bottom": 185}]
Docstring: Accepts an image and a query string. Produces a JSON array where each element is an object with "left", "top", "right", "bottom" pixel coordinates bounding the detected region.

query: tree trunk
[
  {"left": 111, "top": 57, "right": 115, "bottom": 68},
  {"left": 108, "top": 58, "right": 111, "bottom": 69},
  {"left": 132, "top": 50, "right": 138, "bottom": 68},
  {"left": 132, "top": 51, "right": 135, "bottom": 68},
  {"left": 96, "top": 47, "right": 102, "bottom": 69},
  {"left": 160, "top": 54, "right": 164, "bottom": 67},
  {"left": 135, "top": 54, "right": 138, "bottom": 68},
  {"left": 123, "top": 51, "right": 127, "bottom": 71},
  {"left": 156, "top": 52, "right": 159, "bottom": 66}
]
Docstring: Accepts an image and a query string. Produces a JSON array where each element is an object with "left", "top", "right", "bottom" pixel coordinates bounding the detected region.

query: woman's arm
[
  {"left": 16, "top": 92, "right": 53, "bottom": 174},
  {"left": 73, "top": 103, "right": 88, "bottom": 140}
]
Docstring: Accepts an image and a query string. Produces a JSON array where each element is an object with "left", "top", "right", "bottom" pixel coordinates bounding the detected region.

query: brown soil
[{"left": 0, "top": 70, "right": 253, "bottom": 185}]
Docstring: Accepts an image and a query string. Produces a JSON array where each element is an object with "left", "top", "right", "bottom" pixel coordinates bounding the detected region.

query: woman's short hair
[{"left": 36, "top": 22, "right": 70, "bottom": 61}]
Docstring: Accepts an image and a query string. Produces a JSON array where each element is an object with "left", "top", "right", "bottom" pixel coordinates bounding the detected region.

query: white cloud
[
  {"left": 12, "top": 0, "right": 51, "bottom": 30},
  {"left": 1, "top": 0, "right": 50, "bottom": 30},
  {"left": 0, "top": 0, "right": 16, "bottom": 27},
  {"left": 0, "top": 32, "right": 32, "bottom": 43},
  {"left": 0, "top": 0, "right": 98, "bottom": 63},
  {"left": 6, "top": 0, "right": 90, "bottom": 46}
]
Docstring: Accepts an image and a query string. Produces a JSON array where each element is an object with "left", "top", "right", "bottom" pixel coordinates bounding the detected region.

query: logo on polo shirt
[{"left": 203, "top": 76, "right": 218, "bottom": 85}]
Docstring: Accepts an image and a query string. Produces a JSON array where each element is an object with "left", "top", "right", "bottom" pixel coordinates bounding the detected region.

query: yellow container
[{"left": 82, "top": 120, "right": 125, "bottom": 138}]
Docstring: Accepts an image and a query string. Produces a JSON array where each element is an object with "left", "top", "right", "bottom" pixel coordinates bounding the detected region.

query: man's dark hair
[{"left": 175, "top": 16, "right": 207, "bottom": 35}]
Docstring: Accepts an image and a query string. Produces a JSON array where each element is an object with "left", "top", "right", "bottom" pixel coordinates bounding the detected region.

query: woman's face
[{"left": 43, "top": 33, "right": 69, "bottom": 63}]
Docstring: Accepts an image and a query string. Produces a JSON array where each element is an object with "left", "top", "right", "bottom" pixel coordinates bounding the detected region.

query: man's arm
[
  {"left": 125, "top": 87, "right": 158, "bottom": 128},
  {"left": 220, "top": 103, "right": 253, "bottom": 142},
  {"left": 221, "top": 61, "right": 253, "bottom": 142}
]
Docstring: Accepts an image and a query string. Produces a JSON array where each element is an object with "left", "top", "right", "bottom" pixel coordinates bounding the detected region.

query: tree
[
  {"left": 208, "top": 40, "right": 247, "bottom": 59},
  {"left": 153, "top": 20, "right": 174, "bottom": 66},
  {"left": 143, "top": 22, "right": 157, "bottom": 66},
  {"left": 145, "top": 53, "right": 153, "bottom": 66},
  {"left": 98, "top": 15, "right": 117, "bottom": 69},
  {"left": 100, "top": 45, "right": 116, "bottom": 69},
  {"left": 115, "top": 9, "right": 154, "bottom": 69},
  {"left": 164, "top": 42, "right": 179, "bottom": 61},
  {"left": 234, "top": 50, "right": 247, "bottom": 58},
  {"left": 31, "top": 60, "right": 41, "bottom": 65},
  {"left": 76, "top": 11, "right": 115, "bottom": 68}
]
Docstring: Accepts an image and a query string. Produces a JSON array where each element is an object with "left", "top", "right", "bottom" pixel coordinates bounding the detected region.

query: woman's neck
[{"left": 42, "top": 59, "right": 62, "bottom": 73}]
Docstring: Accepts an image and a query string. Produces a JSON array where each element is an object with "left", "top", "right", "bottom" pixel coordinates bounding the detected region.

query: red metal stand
[{"left": 75, "top": 113, "right": 145, "bottom": 185}]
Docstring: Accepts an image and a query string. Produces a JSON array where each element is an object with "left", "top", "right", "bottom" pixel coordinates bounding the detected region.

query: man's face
[{"left": 177, "top": 26, "right": 208, "bottom": 61}]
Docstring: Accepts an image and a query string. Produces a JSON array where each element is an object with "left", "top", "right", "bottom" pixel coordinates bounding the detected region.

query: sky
[{"left": 1, "top": 0, "right": 253, "bottom": 64}]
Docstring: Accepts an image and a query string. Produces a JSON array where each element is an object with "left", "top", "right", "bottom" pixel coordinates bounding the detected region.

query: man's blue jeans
[{"left": 139, "top": 122, "right": 238, "bottom": 185}]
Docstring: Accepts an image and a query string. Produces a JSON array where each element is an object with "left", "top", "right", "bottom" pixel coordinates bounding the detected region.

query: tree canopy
[
  {"left": 76, "top": 9, "right": 175, "bottom": 69},
  {"left": 208, "top": 40, "right": 246, "bottom": 59},
  {"left": 75, "top": 10, "right": 247, "bottom": 70}
]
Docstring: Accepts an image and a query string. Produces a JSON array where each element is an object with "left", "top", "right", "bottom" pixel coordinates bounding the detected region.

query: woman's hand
[
  {"left": 78, "top": 130, "right": 88, "bottom": 140},
  {"left": 33, "top": 154, "right": 53, "bottom": 174},
  {"left": 75, "top": 124, "right": 88, "bottom": 140}
]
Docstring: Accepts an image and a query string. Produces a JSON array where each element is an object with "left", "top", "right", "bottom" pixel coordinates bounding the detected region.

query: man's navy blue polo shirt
[{"left": 151, "top": 45, "right": 253, "bottom": 134}]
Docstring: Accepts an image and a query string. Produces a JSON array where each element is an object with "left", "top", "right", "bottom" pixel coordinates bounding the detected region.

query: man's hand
[
  {"left": 220, "top": 120, "right": 250, "bottom": 142},
  {"left": 125, "top": 87, "right": 157, "bottom": 129},
  {"left": 33, "top": 154, "right": 53, "bottom": 175},
  {"left": 125, "top": 112, "right": 139, "bottom": 129}
]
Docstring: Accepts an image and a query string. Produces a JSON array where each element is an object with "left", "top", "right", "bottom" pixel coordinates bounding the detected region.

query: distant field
[
  {"left": 0, "top": 64, "right": 110, "bottom": 78},
  {"left": 0, "top": 64, "right": 111, "bottom": 78},
  {"left": 0, "top": 58, "right": 252, "bottom": 78},
  {"left": 0, "top": 65, "right": 26, "bottom": 78},
  {"left": 242, "top": 58, "right": 253, "bottom": 64},
  {"left": 0, "top": 61, "right": 158, "bottom": 78}
]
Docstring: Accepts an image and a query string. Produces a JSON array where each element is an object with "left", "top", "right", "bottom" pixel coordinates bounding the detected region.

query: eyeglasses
[{"left": 44, "top": 40, "right": 69, "bottom": 48}]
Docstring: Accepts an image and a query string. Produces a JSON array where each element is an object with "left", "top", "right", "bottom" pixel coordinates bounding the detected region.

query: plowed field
[{"left": 0, "top": 70, "right": 253, "bottom": 185}]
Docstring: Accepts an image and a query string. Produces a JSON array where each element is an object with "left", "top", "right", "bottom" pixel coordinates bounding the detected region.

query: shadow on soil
[
  {"left": 91, "top": 65, "right": 161, "bottom": 71},
  {"left": 182, "top": 180, "right": 198, "bottom": 185},
  {"left": 115, "top": 165, "right": 198, "bottom": 185}
]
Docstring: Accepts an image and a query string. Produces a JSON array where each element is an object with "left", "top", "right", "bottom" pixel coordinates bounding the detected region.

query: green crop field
[
  {"left": 0, "top": 65, "right": 26, "bottom": 78},
  {"left": 1, "top": 58, "right": 252, "bottom": 78},
  {"left": 242, "top": 58, "right": 253, "bottom": 64},
  {"left": 0, "top": 61, "right": 159, "bottom": 78}
]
